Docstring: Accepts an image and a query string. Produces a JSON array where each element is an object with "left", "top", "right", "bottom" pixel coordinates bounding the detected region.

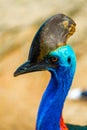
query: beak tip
[
  {"left": 13, "top": 70, "right": 19, "bottom": 77},
  {"left": 13, "top": 61, "right": 30, "bottom": 77},
  {"left": 13, "top": 72, "right": 17, "bottom": 77}
]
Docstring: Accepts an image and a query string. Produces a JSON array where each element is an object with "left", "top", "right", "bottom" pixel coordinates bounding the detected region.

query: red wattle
[{"left": 60, "top": 117, "right": 68, "bottom": 130}]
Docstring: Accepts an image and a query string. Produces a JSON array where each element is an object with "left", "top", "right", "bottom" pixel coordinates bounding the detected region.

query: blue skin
[{"left": 36, "top": 45, "right": 76, "bottom": 130}]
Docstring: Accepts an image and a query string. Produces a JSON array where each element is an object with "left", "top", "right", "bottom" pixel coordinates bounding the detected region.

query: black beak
[
  {"left": 14, "top": 61, "right": 57, "bottom": 77},
  {"left": 14, "top": 61, "right": 45, "bottom": 77}
]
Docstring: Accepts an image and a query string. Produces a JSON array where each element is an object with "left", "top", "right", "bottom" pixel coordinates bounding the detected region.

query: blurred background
[{"left": 0, "top": 0, "right": 87, "bottom": 129}]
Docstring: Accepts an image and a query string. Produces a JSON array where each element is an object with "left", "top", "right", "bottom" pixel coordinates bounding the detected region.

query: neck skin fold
[{"left": 36, "top": 64, "right": 76, "bottom": 130}]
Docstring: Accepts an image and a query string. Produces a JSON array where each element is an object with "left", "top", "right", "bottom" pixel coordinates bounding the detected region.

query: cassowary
[{"left": 14, "top": 14, "right": 87, "bottom": 130}]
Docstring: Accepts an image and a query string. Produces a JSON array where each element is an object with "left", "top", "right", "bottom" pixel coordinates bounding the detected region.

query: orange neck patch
[{"left": 60, "top": 117, "right": 68, "bottom": 130}]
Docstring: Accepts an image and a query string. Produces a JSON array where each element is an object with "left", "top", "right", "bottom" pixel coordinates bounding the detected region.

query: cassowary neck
[{"left": 36, "top": 67, "right": 75, "bottom": 130}]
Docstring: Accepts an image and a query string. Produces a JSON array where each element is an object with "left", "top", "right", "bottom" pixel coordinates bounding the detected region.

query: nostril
[{"left": 67, "top": 57, "right": 71, "bottom": 64}]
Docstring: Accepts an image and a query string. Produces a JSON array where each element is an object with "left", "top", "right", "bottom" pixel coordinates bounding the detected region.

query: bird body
[
  {"left": 67, "top": 124, "right": 87, "bottom": 130},
  {"left": 14, "top": 14, "right": 87, "bottom": 130}
]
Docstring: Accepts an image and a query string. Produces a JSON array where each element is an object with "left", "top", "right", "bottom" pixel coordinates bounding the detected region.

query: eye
[{"left": 48, "top": 56, "right": 58, "bottom": 63}]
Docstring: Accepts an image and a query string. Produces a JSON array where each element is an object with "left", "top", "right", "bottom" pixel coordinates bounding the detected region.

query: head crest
[{"left": 29, "top": 14, "right": 76, "bottom": 63}]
